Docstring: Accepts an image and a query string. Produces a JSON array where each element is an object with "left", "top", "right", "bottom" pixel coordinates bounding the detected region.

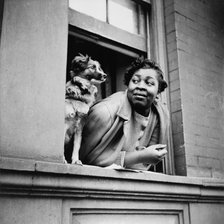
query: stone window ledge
[{"left": 1, "top": 156, "right": 224, "bottom": 202}]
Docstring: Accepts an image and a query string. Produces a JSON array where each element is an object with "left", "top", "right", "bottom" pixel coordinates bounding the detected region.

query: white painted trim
[{"left": 150, "top": 0, "right": 175, "bottom": 175}]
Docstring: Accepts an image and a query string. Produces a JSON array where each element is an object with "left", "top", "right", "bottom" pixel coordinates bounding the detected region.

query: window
[
  {"left": 67, "top": 0, "right": 169, "bottom": 173},
  {"left": 69, "top": 0, "right": 147, "bottom": 35},
  {"left": 68, "top": 0, "right": 150, "bottom": 94},
  {"left": 68, "top": 0, "right": 150, "bottom": 57},
  {"left": 69, "top": 0, "right": 107, "bottom": 22}
]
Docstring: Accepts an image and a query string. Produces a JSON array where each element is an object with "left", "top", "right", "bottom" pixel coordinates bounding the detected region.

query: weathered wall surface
[
  {"left": 164, "top": 0, "right": 224, "bottom": 177},
  {"left": 1, "top": 159, "right": 224, "bottom": 224},
  {"left": 0, "top": 0, "right": 68, "bottom": 162}
]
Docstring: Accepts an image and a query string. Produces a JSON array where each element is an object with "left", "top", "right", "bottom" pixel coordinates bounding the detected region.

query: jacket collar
[
  {"left": 116, "top": 90, "right": 162, "bottom": 121},
  {"left": 116, "top": 90, "right": 132, "bottom": 121}
]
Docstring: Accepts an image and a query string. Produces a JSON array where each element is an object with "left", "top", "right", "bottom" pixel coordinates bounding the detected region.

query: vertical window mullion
[{"left": 106, "top": 0, "right": 109, "bottom": 23}]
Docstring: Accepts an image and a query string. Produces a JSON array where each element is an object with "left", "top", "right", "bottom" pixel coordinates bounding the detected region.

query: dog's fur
[{"left": 64, "top": 54, "right": 107, "bottom": 164}]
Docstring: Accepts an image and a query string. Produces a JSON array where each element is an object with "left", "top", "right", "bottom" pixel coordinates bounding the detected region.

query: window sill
[{"left": 1, "top": 156, "right": 224, "bottom": 202}]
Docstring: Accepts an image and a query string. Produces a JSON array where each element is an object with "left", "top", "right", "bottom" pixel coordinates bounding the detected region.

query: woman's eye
[
  {"left": 146, "top": 81, "right": 154, "bottom": 86},
  {"left": 132, "top": 79, "right": 139, "bottom": 84}
]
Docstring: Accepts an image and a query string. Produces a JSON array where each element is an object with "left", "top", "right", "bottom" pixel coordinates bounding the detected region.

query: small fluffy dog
[{"left": 64, "top": 54, "right": 107, "bottom": 164}]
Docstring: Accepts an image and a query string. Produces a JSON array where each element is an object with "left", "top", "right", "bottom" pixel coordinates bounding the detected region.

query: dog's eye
[{"left": 89, "top": 65, "right": 96, "bottom": 69}]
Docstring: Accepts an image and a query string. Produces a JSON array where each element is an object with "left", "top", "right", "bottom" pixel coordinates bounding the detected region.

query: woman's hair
[{"left": 124, "top": 56, "right": 168, "bottom": 93}]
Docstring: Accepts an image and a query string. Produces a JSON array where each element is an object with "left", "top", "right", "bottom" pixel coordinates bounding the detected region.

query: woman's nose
[{"left": 137, "top": 80, "right": 146, "bottom": 89}]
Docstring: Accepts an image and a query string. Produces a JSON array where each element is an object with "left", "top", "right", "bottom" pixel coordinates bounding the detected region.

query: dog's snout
[{"left": 100, "top": 72, "right": 107, "bottom": 81}]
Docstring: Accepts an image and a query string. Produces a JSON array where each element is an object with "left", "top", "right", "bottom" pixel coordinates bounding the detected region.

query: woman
[{"left": 79, "top": 57, "right": 169, "bottom": 170}]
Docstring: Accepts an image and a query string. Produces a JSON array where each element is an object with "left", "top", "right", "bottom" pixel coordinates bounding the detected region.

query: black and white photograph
[{"left": 0, "top": 0, "right": 224, "bottom": 223}]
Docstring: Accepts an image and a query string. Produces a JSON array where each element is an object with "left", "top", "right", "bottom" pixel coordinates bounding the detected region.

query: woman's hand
[
  {"left": 124, "top": 144, "right": 167, "bottom": 167},
  {"left": 138, "top": 144, "right": 167, "bottom": 165}
]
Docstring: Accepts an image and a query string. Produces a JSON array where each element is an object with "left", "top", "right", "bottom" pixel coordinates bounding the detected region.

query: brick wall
[{"left": 164, "top": 0, "right": 224, "bottom": 177}]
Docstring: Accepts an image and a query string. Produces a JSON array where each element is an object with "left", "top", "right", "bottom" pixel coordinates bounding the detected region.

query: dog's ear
[
  {"left": 85, "top": 54, "right": 91, "bottom": 61},
  {"left": 71, "top": 54, "right": 89, "bottom": 75},
  {"left": 70, "top": 70, "right": 75, "bottom": 79},
  {"left": 73, "top": 54, "right": 88, "bottom": 63},
  {"left": 78, "top": 53, "right": 85, "bottom": 58}
]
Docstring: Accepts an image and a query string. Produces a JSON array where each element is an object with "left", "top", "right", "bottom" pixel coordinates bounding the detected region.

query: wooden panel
[
  {"left": 72, "top": 210, "right": 180, "bottom": 224},
  {"left": 63, "top": 200, "right": 189, "bottom": 224}
]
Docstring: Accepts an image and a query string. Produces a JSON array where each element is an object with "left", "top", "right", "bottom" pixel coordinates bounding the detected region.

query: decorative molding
[
  {"left": 1, "top": 157, "right": 224, "bottom": 203},
  {"left": 70, "top": 208, "right": 187, "bottom": 224}
]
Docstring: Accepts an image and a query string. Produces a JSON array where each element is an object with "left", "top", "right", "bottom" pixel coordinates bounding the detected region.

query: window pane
[
  {"left": 108, "top": 0, "right": 138, "bottom": 34},
  {"left": 69, "top": 0, "right": 106, "bottom": 22}
]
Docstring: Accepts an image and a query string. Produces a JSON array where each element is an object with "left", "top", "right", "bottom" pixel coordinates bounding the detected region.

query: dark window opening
[{"left": 67, "top": 27, "right": 146, "bottom": 99}]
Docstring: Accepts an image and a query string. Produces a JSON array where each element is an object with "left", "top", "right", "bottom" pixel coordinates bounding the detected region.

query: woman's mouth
[
  {"left": 133, "top": 93, "right": 147, "bottom": 100},
  {"left": 133, "top": 90, "right": 147, "bottom": 97}
]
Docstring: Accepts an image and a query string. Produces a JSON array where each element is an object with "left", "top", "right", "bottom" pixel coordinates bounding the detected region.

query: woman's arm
[
  {"left": 79, "top": 102, "right": 112, "bottom": 163},
  {"left": 124, "top": 144, "right": 167, "bottom": 168}
]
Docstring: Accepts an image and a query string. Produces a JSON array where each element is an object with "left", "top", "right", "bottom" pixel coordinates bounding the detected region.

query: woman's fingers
[
  {"left": 155, "top": 144, "right": 167, "bottom": 150},
  {"left": 158, "top": 148, "right": 167, "bottom": 158}
]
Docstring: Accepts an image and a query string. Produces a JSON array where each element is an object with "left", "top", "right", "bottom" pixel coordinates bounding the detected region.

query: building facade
[{"left": 0, "top": 0, "right": 224, "bottom": 223}]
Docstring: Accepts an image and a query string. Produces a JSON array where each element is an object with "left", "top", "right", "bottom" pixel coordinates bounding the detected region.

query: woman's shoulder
[
  {"left": 102, "top": 91, "right": 125, "bottom": 104},
  {"left": 89, "top": 91, "right": 125, "bottom": 119},
  {"left": 153, "top": 99, "right": 169, "bottom": 120},
  {"left": 92, "top": 91, "right": 125, "bottom": 111}
]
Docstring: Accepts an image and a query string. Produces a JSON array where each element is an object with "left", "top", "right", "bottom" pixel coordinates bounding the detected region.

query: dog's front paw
[
  {"left": 72, "top": 159, "right": 83, "bottom": 166},
  {"left": 66, "top": 85, "right": 82, "bottom": 98},
  {"left": 63, "top": 156, "right": 68, "bottom": 164}
]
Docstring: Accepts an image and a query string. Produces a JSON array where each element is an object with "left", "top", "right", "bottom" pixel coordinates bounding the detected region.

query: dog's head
[{"left": 70, "top": 54, "right": 107, "bottom": 83}]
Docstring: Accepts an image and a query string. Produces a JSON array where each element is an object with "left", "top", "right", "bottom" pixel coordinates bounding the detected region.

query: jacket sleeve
[{"left": 79, "top": 102, "right": 113, "bottom": 164}]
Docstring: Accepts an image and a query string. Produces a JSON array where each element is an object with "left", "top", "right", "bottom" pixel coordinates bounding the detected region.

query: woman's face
[{"left": 127, "top": 68, "right": 159, "bottom": 116}]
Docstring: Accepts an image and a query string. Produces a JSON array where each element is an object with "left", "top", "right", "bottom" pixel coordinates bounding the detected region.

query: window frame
[
  {"left": 68, "top": 0, "right": 151, "bottom": 55},
  {"left": 67, "top": 0, "right": 174, "bottom": 175}
]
